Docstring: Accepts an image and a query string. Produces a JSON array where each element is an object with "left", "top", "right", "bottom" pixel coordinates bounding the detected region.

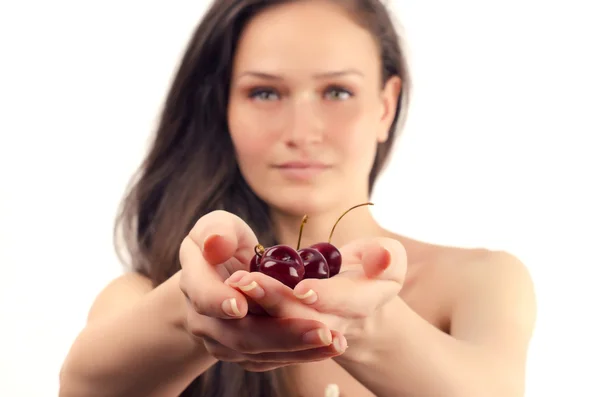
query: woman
[{"left": 59, "top": 0, "right": 537, "bottom": 396}]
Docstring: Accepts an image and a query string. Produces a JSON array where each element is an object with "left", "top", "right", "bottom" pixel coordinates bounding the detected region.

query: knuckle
[
  {"left": 178, "top": 280, "right": 188, "bottom": 299},
  {"left": 179, "top": 236, "right": 194, "bottom": 265},
  {"left": 188, "top": 210, "right": 239, "bottom": 246},
  {"left": 383, "top": 237, "right": 407, "bottom": 262},
  {"left": 198, "top": 210, "right": 232, "bottom": 231},
  {"left": 208, "top": 209, "right": 229, "bottom": 218},
  {"left": 178, "top": 272, "right": 192, "bottom": 296},
  {"left": 183, "top": 312, "right": 207, "bottom": 339},
  {"left": 188, "top": 211, "right": 223, "bottom": 242},
  {"left": 186, "top": 294, "right": 204, "bottom": 315},
  {"left": 297, "top": 278, "right": 318, "bottom": 291}
]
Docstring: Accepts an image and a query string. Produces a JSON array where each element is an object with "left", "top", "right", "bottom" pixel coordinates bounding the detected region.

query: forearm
[
  {"left": 335, "top": 298, "right": 521, "bottom": 397},
  {"left": 59, "top": 272, "right": 218, "bottom": 397}
]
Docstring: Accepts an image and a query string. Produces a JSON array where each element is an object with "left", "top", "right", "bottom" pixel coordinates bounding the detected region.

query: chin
[{"left": 260, "top": 185, "right": 338, "bottom": 217}]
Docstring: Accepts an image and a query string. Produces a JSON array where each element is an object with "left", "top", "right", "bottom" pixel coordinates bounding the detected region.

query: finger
[
  {"left": 225, "top": 270, "right": 302, "bottom": 317},
  {"left": 245, "top": 297, "right": 270, "bottom": 316},
  {"left": 293, "top": 275, "right": 401, "bottom": 318},
  {"left": 201, "top": 338, "right": 296, "bottom": 372},
  {"left": 201, "top": 337, "right": 245, "bottom": 363},
  {"left": 243, "top": 329, "right": 347, "bottom": 362},
  {"left": 204, "top": 329, "right": 347, "bottom": 363},
  {"left": 290, "top": 238, "right": 406, "bottom": 316},
  {"left": 224, "top": 271, "right": 268, "bottom": 315},
  {"left": 199, "top": 314, "right": 336, "bottom": 354},
  {"left": 339, "top": 237, "right": 407, "bottom": 283},
  {"left": 238, "top": 361, "right": 295, "bottom": 373},
  {"left": 179, "top": 210, "right": 262, "bottom": 320},
  {"left": 325, "top": 384, "right": 341, "bottom": 397},
  {"left": 179, "top": 235, "right": 248, "bottom": 319},
  {"left": 188, "top": 210, "right": 259, "bottom": 268}
]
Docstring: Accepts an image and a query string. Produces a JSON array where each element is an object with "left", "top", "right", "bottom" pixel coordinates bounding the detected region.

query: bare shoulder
[
  {"left": 451, "top": 248, "right": 536, "bottom": 297},
  {"left": 428, "top": 244, "right": 536, "bottom": 301},
  {"left": 394, "top": 233, "right": 535, "bottom": 303},
  {"left": 430, "top": 246, "right": 537, "bottom": 322},
  {"left": 394, "top": 233, "right": 537, "bottom": 349},
  {"left": 87, "top": 271, "right": 155, "bottom": 324},
  {"left": 446, "top": 248, "right": 537, "bottom": 341}
]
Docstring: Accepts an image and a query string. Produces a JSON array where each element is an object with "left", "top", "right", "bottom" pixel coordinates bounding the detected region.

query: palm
[{"left": 245, "top": 260, "right": 385, "bottom": 333}]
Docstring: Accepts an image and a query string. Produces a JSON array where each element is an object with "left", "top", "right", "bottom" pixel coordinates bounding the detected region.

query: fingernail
[
  {"left": 325, "top": 384, "right": 340, "bottom": 397},
  {"left": 333, "top": 335, "right": 347, "bottom": 353},
  {"left": 302, "top": 328, "right": 332, "bottom": 346},
  {"left": 237, "top": 280, "right": 265, "bottom": 299},
  {"left": 382, "top": 247, "right": 392, "bottom": 268},
  {"left": 294, "top": 289, "right": 318, "bottom": 304},
  {"left": 203, "top": 234, "right": 223, "bottom": 250},
  {"left": 221, "top": 298, "right": 242, "bottom": 317}
]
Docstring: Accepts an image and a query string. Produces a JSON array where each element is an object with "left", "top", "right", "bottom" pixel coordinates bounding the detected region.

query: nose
[{"left": 282, "top": 92, "right": 325, "bottom": 148}]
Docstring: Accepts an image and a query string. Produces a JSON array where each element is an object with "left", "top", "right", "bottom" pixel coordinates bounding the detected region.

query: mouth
[
  {"left": 274, "top": 161, "right": 331, "bottom": 169},
  {"left": 272, "top": 161, "right": 332, "bottom": 180}
]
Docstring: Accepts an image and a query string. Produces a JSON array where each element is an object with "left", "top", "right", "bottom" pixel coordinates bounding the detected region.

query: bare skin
[
  {"left": 60, "top": 2, "right": 536, "bottom": 396},
  {"left": 286, "top": 235, "right": 514, "bottom": 397},
  {"left": 61, "top": 227, "right": 534, "bottom": 397}
]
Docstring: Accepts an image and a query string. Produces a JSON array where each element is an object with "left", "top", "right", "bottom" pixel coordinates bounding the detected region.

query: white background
[{"left": 1, "top": 1, "right": 599, "bottom": 396}]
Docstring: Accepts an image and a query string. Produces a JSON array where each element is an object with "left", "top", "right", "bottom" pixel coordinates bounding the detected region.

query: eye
[
  {"left": 249, "top": 88, "right": 280, "bottom": 101},
  {"left": 324, "top": 86, "right": 353, "bottom": 101}
]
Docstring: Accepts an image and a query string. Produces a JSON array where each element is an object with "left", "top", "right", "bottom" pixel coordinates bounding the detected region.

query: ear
[{"left": 377, "top": 76, "right": 402, "bottom": 143}]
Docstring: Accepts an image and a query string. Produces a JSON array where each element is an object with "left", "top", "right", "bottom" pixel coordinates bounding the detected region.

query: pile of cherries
[{"left": 249, "top": 202, "right": 373, "bottom": 288}]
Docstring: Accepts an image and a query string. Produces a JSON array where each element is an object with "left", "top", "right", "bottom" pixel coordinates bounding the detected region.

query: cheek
[
  {"left": 326, "top": 103, "right": 380, "bottom": 157},
  {"left": 228, "top": 106, "right": 272, "bottom": 165},
  {"left": 231, "top": 131, "right": 265, "bottom": 161}
]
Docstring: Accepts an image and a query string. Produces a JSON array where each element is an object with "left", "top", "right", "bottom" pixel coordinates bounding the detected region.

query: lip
[
  {"left": 275, "top": 161, "right": 330, "bottom": 169},
  {"left": 273, "top": 161, "right": 331, "bottom": 181}
]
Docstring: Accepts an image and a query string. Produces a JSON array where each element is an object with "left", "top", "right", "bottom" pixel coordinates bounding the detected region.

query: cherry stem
[
  {"left": 328, "top": 202, "right": 374, "bottom": 243},
  {"left": 297, "top": 215, "right": 309, "bottom": 251},
  {"left": 254, "top": 244, "right": 265, "bottom": 257}
]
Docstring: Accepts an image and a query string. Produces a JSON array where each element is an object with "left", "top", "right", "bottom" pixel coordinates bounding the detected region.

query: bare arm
[
  {"left": 59, "top": 271, "right": 217, "bottom": 397},
  {"left": 334, "top": 251, "right": 537, "bottom": 397}
]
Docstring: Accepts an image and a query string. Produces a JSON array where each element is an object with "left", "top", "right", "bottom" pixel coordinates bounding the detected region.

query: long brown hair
[{"left": 114, "top": 0, "right": 411, "bottom": 395}]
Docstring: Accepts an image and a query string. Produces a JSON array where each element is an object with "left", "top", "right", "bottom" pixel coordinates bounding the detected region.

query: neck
[{"left": 270, "top": 202, "right": 383, "bottom": 249}]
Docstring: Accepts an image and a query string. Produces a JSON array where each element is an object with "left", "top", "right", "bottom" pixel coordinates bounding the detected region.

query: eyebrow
[{"left": 236, "top": 69, "right": 364, "bottom": 80}]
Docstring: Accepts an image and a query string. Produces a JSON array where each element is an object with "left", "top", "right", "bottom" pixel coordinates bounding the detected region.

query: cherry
[
  {"left": 259, "top": 245, "right": 305, "bottom": 289},
  {"left": 310, "top": 202, "right": 374, "bottom": 276},
  {"left": 248, "top": 202, "right": 374, "bottom": 284},
  {"left": 308, "top": 242, "right": 341, "bottom": 276},
  {"left": 249, "top": 215, "right": 310, "bottom": 288},
  {"left": 298, "top": 247, "right": 329, "bottom": 279},
  {"left": 249, "top": 251, "right": 261, "bottom": 272},
  {"left": 295, "top": 215, "right": 329, "bottom": 279}
]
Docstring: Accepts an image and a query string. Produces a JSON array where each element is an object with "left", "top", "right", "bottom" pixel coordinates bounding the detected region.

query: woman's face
[{"left": 228, "top": 0, "right": 400, "bottom": 216}]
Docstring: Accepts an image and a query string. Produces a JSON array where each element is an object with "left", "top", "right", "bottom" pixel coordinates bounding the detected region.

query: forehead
[{"left": 233, "top": 1, "right": 380, "bottom": 74}]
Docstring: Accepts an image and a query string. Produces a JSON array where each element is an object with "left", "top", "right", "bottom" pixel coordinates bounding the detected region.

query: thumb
[
  {"left": 340, "top": 238, "right": 407, "bottom": 284},
  {"left": 361, "top": 242, "right": 393, "bottom": 278},
  {"left": 188, "top": 210, "right": 259, "bottom": 268},
  {"left": 202, "top": 233, "right": 238, "bottom": 266}
]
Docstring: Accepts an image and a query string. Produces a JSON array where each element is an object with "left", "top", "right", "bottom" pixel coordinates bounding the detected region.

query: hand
[
  {"left": 178, "top": 210, "right": 347, "bottom": 372},
  {"left": 226, "top": 237, "right": 407, "bottom": 338},
  {"left": 294, "top": 237, "right": 407, "bottom": 322}
]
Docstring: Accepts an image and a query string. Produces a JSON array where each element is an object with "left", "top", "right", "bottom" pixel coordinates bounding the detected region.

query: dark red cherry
[
  {"left": 250, "top": 254, "right": 261, "bottom": 272},
  {"left": 298, "top": 247, "right": 329, "bottom": 279},
  {"left": 260, "top": 245, "right": 305, "bottom": 288},
  {"left": 310, "top": 242, "right": 341, "bottom": 276}
]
